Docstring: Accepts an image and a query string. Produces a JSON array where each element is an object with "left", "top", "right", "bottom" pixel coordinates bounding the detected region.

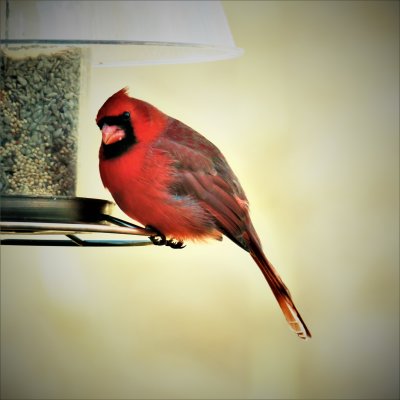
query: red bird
[{"left": 96, "top": 88, "right": 311, "bottom": 340}]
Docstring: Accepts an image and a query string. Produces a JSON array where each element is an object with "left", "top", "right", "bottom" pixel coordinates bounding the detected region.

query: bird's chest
[{"left": 99, "top": 146, "right": 173, "bottom": 220}]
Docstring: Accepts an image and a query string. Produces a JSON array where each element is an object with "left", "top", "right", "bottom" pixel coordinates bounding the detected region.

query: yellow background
[{"left": 1, "top": 1, "right": 399, "bottom": 399}]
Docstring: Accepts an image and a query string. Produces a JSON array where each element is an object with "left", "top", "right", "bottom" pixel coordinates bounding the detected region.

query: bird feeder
[{"left": 0, "top": 0, "right": 242, "bottom": 245}]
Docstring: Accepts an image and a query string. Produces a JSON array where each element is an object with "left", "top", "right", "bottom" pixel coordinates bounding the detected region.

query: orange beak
[{"left": 102, "top": 123, "right": 126, "bottom": 145}]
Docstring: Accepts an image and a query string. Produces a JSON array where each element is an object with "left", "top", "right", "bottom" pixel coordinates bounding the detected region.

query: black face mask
[{"left": 97, "top": 112, "right": 137, "bottom": 159}]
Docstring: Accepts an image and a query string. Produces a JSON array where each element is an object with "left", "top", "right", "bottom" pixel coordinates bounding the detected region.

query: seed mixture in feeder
[{"left": 0, "top": 47, "right": 81, "bottom": 196}]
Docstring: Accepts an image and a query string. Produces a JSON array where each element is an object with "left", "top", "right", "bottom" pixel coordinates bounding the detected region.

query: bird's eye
[{"left": 122, "top": 111, "right": 130, "bottom": 119}]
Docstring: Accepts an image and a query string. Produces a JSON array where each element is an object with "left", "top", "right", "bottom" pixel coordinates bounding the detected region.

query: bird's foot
[
  {"left": 146, "top": 226, "right": 186, "bottom": 249},
  {"left": 166, "top": 238, "right": 186, "bottom": 249},
  {"left": 146, "top": 225, "right": 167, "bottom": 246}
]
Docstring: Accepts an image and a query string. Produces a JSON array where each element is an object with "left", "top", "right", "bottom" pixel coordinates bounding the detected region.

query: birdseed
[{"left": 0, "top": 47, "right": 81, "bottom": 196}]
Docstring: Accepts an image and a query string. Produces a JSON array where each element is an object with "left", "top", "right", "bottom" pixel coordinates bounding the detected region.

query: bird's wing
[
  {"left": 155, "top": 120, "right": 312, "bottom": 340},
  {"left": 154, "top": 119, "right": 252, "bottom": 250}
]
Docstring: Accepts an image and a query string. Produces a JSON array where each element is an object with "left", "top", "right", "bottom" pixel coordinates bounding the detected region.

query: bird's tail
[{"left": 249, "top": 237, "right": 312, "bottom": 340}]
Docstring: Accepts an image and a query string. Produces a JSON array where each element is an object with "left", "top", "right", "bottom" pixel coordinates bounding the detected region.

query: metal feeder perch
[{"left": 0, "top": 195, "right": 156, "bottom": 247}]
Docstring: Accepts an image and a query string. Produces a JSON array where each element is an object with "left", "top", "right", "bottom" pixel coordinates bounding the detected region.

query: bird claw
[
  {"left": 149, "top": 235, "right": 167, "bottom": 246},
  {"left": 146, "top": 226, "right": 186, "bottom": 250},
  {"left": 146, "top": 225, "right": 166, "bottom": 246},
  {"left": 166, "top": 239, "right": 186, "bottom": 249}
]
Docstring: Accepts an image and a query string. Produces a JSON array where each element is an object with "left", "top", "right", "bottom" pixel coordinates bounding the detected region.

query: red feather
[{"left": 97, "top": 88, "right": 311, "bottom": 339}]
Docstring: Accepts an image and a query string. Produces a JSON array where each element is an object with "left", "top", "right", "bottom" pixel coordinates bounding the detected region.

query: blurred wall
[{"left": 1, "top": 1, "right": 399, "bottom": 399}]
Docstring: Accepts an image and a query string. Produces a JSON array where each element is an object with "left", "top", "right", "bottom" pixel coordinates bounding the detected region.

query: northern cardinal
[{"left": 96, "top": 88, "right": 311, "bottom": 339}]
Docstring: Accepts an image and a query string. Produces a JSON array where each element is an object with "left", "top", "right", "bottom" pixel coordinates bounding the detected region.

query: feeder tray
[{"left": 0, "top": 195, "right": 156, "bottom": 247}]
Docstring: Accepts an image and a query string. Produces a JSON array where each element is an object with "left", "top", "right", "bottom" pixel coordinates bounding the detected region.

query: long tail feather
[{"left": 250, "top": 240, "right": 312, "bottom": 340}]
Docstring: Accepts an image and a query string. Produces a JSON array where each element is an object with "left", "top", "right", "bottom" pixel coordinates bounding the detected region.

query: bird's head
[{"left": 96, "top": 87, "right": 168, "bottom": 159}]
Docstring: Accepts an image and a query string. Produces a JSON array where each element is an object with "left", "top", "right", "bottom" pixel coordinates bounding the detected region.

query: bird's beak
[{"left": 101, "top": 123, "right": 126, "bottom": 145}]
